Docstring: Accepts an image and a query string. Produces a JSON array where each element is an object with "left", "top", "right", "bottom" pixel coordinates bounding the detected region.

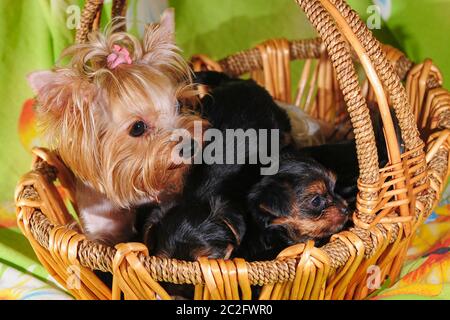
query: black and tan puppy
[
  {"left": 236, "top": 149, "right": 349, "bottom": 261},
  {"left": 142, "top": 197, "right": 246, "bottom": 261},
  {"left": 139, "top": 72, "right": 292, "bottom": 262}
]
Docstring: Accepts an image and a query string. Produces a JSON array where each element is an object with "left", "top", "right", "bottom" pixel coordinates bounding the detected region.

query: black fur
[
  {"left": 237, "top": 148, "right": 349, "bottom": 261},
  {"left": 138, "top": 72, "right": 292, "bottom": 263},
  {"left": 136, "top": 73, "right": 406, "bottom": 296},
  {"left": 298, "top": 108, "right": 404, "bottom": 210}
]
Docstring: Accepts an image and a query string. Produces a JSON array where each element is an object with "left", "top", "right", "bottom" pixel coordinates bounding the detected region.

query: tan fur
[
  {"left": 272, "top": 180, "right": 347, "bottom": 241},
  {"left": 28, "top": 19, "right": 206, "bottom": 243},
  {"left": 304, "top": 181, "right": 327, "bottom": 196},
  {"left": 272, "top": 206, "right": 347, "bottom": 241},
  {"left": 29, "top": 22, "right": 205, "bottom": 208}
]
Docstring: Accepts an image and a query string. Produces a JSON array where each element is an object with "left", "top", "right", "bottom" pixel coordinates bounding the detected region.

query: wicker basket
[{"left": 15, "top": 0, "right": 450, "bottom": 300}]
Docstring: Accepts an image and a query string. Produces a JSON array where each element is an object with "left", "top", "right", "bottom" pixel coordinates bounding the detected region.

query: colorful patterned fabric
[
  {"left": 374, "top": 185, "right": 450, "bottom": 300},
  {"left": 1, "top": 0, "right": 450, "bottom": 300},
  {"left": 0, "top": 262, "right": 71, "bottom": 300}
]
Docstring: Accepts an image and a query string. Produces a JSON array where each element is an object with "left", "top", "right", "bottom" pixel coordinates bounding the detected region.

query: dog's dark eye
[
  {"left": 311, "top": 195, "right": 323, "bottom": 208},
  {"left": 129, "top": 121, "right": 148, "bottom": 137}
]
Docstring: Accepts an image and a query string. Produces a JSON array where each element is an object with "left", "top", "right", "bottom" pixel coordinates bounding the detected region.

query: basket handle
[
  {"left": 324, "top": 0, "right": 423, "bottom": 152},
  {"left": 75, "top": 0, "right": 127, "bottom": 44},
  {"left": 296, "top": 1, "right": 380, "bottom": 195},
  {"left": 296, "top": 0, "right": 426, "bottom": 224}
]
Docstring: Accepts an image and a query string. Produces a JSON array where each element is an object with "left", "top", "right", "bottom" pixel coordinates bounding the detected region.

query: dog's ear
[
  {"left": 27, "top": 70, "right": 93, "bottom": 113},
  {"left": 27, "top": 70, "right": 56, "bottom": 95},
  {"left": 143, "top": 8, "right": 176, "bottom": 54},
  {"left": 249, "top": 180, "right": 292, "bottom": 219},
  {"left": 141, "top": 8, "right": 189, "bottom": 80},
  {"left": 27, "top": 69, "right": 99, "bottom": 155},
  {"left": 160, "top": 8, "right": 175, "bottom": 38},
  {"left": 27, "top": 70, "right": 73, "bottom": 119}
]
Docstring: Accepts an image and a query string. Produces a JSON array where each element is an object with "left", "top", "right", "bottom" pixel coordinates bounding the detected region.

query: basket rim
[{"left": 15, "top": 144, "right": 447, "bottom": 286}]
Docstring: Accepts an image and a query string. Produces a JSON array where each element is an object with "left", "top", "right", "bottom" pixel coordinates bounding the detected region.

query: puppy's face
[
  {"left": 271, "top": 178, "right": 349, "bottom": 241},
  {"left": 28, "top": 22, "right": 205, "bottom": 208},
  {"left": 249, "top": 158, "right": 350, "bottom": 245}
]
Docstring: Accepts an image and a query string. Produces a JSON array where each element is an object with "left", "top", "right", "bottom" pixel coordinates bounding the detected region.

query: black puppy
[
  {"left": 236, "top": 148, "right": 349, "bottom": 261},
  {"left": 139, "top": 72, "right": 292, "bottom": 262}
]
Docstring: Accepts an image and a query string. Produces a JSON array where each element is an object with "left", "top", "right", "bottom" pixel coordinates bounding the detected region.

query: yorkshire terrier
[
  {"left": 237, "top": 148, "right": 349, "bottom": 261},
  {"left": 139, "top": 72, "right": 293, "bottom": 262},
  {"left": 27, "top": 11, "right": 205, "bottom": 245}
]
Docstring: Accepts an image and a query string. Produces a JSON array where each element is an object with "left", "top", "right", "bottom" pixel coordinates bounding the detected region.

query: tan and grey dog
[{"left": 27, "top": 10, "right": 205, "bottom": 245}]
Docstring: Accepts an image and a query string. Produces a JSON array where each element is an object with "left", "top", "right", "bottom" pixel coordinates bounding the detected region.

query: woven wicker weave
[{"left": 15, "top": 0, "right": 450, "bottom": 300}]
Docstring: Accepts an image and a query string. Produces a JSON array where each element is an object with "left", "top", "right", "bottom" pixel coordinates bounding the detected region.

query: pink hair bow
[{"left": 107, "top": 45, "right": 132, "bottom": 69}]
